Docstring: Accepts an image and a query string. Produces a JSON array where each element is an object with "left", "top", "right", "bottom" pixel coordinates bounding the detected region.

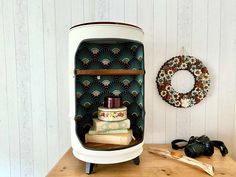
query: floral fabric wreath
[{"left": 156, "top": 55, "right": 210, "bottom": 108}]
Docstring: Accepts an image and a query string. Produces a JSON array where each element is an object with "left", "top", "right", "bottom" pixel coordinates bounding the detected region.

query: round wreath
[{"left": 156, "top": 55, "right": 210, "bottom": 108}]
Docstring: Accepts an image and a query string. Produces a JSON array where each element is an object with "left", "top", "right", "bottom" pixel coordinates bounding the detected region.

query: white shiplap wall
[{"left": 1, "top": 0, "right": 236, "bottom": 176}]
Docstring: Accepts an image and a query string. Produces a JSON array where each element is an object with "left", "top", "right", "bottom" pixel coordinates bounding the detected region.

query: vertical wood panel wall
[{"left": 1, "top": 0, "right": 236, "bottom": 176}]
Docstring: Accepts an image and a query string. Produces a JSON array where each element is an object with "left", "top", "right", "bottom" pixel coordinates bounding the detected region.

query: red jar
[{"left": 104, "top": 96, "right": 122, "bottom": 108}]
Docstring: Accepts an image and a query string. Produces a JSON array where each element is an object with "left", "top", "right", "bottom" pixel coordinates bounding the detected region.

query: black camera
[
  {"left": 184, "top": 135, "right": 214, "bottom": 158},
  {"left": 171, "top": 135, "right": 228, "bottom": 158}
]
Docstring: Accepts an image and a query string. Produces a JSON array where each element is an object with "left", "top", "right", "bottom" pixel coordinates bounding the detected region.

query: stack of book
[
  {"left": 85, "top": 118, "right": 133, "bottom": 145},
  {"left": 85, "top": 96, "right": 133, "bottom": 145}
]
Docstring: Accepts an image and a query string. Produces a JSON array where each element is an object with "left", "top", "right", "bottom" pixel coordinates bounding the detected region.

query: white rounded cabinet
[{"left": 69, "top": 22, "right": 145, "bottom": 174}]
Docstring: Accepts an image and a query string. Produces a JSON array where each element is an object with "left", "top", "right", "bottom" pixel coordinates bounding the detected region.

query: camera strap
[
  {"left": 211, "top": 140, "right": 228, "bottom": 156},
  {"left": 171, "top": 139, "right": 188, "bottom": 150}
]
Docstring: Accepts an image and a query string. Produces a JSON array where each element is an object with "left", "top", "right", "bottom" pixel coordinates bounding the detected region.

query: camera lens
[
  {"left": 204, "top": 142, "right": 214, "bottom": 156},
  {"left": 184, "top": 145, "right": 199, "bottom": 158}
]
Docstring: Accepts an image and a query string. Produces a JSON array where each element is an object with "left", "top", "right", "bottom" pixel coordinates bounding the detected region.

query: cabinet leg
[
  {"left": 132, "top": 156, "right": 140, "bottom": 165},
  {"left": 86, "top": 162, "right": 94, "bottom": 174}
]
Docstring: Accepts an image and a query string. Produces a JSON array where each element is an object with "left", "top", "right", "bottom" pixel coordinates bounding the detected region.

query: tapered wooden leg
[
  {"left": 132, "top": 156, "right": 140, "bottom": 165},
  {"left": 86, "top": 162, "right": 94, "bottom": 174}
]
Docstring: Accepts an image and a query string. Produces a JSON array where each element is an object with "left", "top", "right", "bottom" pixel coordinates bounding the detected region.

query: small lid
[{"left": 98, "top": 106, "right": 127, "bottom": 112}]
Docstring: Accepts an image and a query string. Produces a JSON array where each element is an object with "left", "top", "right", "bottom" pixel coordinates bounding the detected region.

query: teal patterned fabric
[
  {"left": 75, "top": 40, "right": 144, "bottom": 70},
  {"left": 75, "top": 39, "right": 145, "bottom": 143}
]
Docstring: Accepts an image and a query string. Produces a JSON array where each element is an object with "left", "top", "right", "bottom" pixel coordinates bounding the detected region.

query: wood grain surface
[
  {"left": 76, "top": 69, "right": 145, "bottom": 76},
  {"left": 47, "top": 144, "right": 236, "bottom": 177}
]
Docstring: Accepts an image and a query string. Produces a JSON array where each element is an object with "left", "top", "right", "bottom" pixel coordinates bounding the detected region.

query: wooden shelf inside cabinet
[
  {"left": 83, "top": 138, "right": 143, "bottom": 151},
  {"left": 75, "top": 69, "right": 145, "bottom": 76}
]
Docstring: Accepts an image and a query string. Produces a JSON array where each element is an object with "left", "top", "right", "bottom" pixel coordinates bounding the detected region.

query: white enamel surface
[
  {"left": 69, "top": 23, "right": 144, "bottom": 163},
  {"left": 71, "top": 119, "right": 143, "bottom": 164}
]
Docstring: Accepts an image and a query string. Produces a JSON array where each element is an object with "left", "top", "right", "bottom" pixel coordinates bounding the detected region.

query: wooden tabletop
[{"left": 46, "top": 144, "right": 236, "bottom": 177}]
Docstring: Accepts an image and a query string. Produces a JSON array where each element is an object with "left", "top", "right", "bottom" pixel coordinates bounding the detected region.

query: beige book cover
[
  {"left": 88, "top": 128, "right": 128, "bottom": 135},
  {"left": 85, "top": 129, "right": 133, "bottom": 145}
]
